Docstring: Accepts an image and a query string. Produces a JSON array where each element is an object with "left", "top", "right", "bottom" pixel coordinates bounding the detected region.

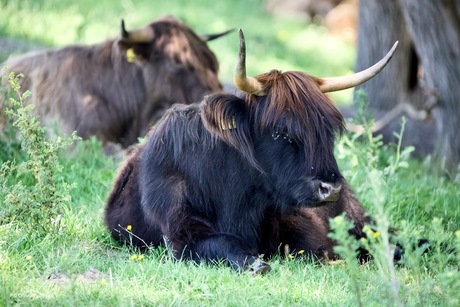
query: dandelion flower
[
  {"left": 26, "top": 255, "right": 32, "bottom": 261},
  {"left": 289, "top": 254, "right": 295, "bottom": 259},
  {"left": 126, "top": 225, "right": 132, "bottom": 231},
  {"left": 138, "top": 254, "right": 144, "bottom": 261},
  {"left": 298, "top": 250, "right": 305, "bottom": 255},
  {"left": 373, "top": 231, "right": 380, "bottom": 238},
  {"left": 130, "top": 255, "right": 137, "bottom": 261}
]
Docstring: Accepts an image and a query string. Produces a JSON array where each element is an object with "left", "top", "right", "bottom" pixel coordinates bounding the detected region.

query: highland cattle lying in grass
[
  {"left": 1, "top": 16, "right": 231, "bottom": 152},
  {"left": 105, "top": 29, "right": 399, "bottom": 273}
]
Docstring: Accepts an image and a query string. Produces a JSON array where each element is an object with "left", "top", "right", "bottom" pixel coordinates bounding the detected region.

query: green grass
[
  {"left": 1, "top": 1, "right": 460, "bottom": 306},
  {"left": 1, "top": 132, "right": 458, "bottom": 306}
]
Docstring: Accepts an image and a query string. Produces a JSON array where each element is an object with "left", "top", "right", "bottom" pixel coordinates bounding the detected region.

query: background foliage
[{"left": 1, "top": 1, "right": 459, "bottom": 306}]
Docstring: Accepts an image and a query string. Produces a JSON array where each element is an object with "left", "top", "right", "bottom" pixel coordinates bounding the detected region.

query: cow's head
[
  {"left": 203, "top": 30, "right": 397, "bottom": 208},
  {"left": 117, "top": 16, "right": 230, "bottom": 102}
]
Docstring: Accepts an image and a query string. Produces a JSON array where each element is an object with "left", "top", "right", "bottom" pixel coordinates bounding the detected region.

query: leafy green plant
[
  {"left": 328, "top": 214, "right": 364, "bottom": 307},
  {"left": 0, "top": 67, "right": 79, "bottom": 242},
  {"left": 330, "top": 91, "right": 420, "bottom": 306},
  {"left": 329, "top": 90, "right": 460, "bottom": 305},
  {"left": 0, "top": 79, "right": 24, "bottom": 163}
]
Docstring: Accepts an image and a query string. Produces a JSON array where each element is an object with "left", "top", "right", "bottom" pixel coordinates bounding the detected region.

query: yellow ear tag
[
  {"left": 126, "top": 48, "right": 136, "bottom": 63},
  {"left": 220, "top": 116, "right": 237, "bottom": 131}
]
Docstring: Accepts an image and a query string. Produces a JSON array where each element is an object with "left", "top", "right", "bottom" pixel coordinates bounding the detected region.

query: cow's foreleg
[{"left": 167, "top": 233, "right": 270, "bottom": 274}]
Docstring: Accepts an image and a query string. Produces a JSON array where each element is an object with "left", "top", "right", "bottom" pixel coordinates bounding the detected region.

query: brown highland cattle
[{"left": 1, "top": 16, "right": 231, "bottom": 151}]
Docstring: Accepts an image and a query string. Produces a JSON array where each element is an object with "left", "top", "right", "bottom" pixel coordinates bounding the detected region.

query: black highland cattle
[{"left": 105, "top": 30, "right": 398, "bottom": 273}]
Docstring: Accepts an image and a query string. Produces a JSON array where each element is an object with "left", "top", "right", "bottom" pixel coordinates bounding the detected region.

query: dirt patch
[
  {"left": 77, "top": 267, "right": 106, "bottom": 283},
  {"left": 46, "top": 267, "right": 106, "bottom": 285}
]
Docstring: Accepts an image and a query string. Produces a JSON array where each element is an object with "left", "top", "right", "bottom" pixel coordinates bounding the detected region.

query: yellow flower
[
  {"left": 366, "top": 229, "right": 374, "bottom": 237},
  {"left": 298, "top": 250, "right": 305, "bottom": 255},
  {"left": 373, "top": 231, "right": 380, "bottom": 238},
  {"left": 126, "top": 225, "right": 132, "bottom": 231},
  {"left": 138, "top": 254, "right": 144, "bottom": 261},
  {"left": 26, "top": 255, "right": 32, "bottom": 261},
  {"left": 130, "top": 255, "right": 137, "bottom": 261},
  {"left": 289, "top": 254, "right": 295, "bottom": 259}
]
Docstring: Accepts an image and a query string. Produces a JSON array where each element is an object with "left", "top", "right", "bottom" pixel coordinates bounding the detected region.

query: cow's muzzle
[{"left": 317, "top": 181, "right": 342, "bottom": 202}]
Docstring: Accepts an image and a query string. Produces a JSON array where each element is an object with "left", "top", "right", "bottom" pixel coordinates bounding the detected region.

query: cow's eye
[
  {"left": 282, "top": 133, "right": 292, "bottom": 143},
  {"left": 271, "top": 130, "right": 281, "bottom": 140}
]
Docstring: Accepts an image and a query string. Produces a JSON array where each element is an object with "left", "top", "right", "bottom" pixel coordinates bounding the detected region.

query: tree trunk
[
  {"left": 353, "top": 0, "right": 460, "bottom": 172},
  {"left": 399, "top": 0, "right": 460, "bottom": 171},
  {"left": 355, "top": 0, "right": 411, "bottom": 111}
]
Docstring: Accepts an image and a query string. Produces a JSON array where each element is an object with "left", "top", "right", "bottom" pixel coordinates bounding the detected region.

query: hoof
[{"left": 248, "top": 260, "right": 271, "bottom": 275}]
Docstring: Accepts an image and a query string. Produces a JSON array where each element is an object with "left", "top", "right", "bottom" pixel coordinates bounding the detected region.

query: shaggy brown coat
[{"left": 1, "top": 16, "right": 223, "bottom": 150}]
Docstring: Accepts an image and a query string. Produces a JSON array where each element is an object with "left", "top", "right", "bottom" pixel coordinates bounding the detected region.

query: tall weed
[
  {"left": 331, "top": 91, "right": 413, "bottom": 306},
  {"left": 331, "top": 90, "right": 459, "bottom": 305},
  {"left": 0, "top": 68, "right": 79, "bottom": 244}
]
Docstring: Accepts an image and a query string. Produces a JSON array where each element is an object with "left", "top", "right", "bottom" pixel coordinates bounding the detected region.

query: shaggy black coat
[{"left": 105, "top": 70, "right": 369, "bottom": 270}]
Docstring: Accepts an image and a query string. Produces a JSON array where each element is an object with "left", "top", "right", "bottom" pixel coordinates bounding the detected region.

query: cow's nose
[{"left": 318, "top": 182, "right": 342, "bottom": 202}]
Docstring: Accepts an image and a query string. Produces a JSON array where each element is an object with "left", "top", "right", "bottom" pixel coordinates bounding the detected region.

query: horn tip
[
  {"left": 121, "top": 19, "right": 128, "bottom": 38},
  {"left": 238, "top": 29, "right": 245, "bottom": 47},
  {"left": 388, "top": 41, "right": 399, "bottom": 57},
  {"left": 390, "top": 41, "right": 399, "bottom": 53}
]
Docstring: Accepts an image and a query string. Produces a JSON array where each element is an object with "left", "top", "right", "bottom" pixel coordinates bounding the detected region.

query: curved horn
[
  {"left": 319, "top": 41, "right": 399, "bottom": 93},
  {"left": 234, "top": 29, "right": 265, "bottom": 96},
  {"left": 201, "top": 29, "right": 235, "bottom": 42},
  {"left": 120, "top": 19, "right": 154, "bottom": 43}
]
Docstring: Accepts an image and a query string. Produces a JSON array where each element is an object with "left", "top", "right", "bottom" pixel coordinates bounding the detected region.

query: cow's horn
[
  {"left": 120, "top": 19, "right": 154, "bottom": 43},
  {"left": 201, "top": 29, "right": 235, "bottom": 42},
  {"left": 234, "top": 29, "right": 265, "bottom": 96},
  {"left": 319, "top": 41, "right": 399, "bottom": 93}
]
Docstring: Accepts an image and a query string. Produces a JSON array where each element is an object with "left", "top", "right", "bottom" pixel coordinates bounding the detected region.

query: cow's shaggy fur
[
  {"left": 105, "top": 69, "right": 369, "bottom": 271},
  {"left": 1, "top": 16, "right": 223, "bottom": 150}
]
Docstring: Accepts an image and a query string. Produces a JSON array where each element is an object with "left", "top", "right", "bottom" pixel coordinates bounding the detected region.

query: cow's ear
[
  {"left": 202, "top": 93, "right": 245, "bottom": 132},
  {"left": 117, "top": 41, "right": 151, "bottom": 63},
  {"left": 202, "top": 93, "right": 263, "bottom": 173}
]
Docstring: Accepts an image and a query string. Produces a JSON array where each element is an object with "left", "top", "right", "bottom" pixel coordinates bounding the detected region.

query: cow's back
[{"left": 2, "top": 42, "right": 147, "bottom": 145}]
